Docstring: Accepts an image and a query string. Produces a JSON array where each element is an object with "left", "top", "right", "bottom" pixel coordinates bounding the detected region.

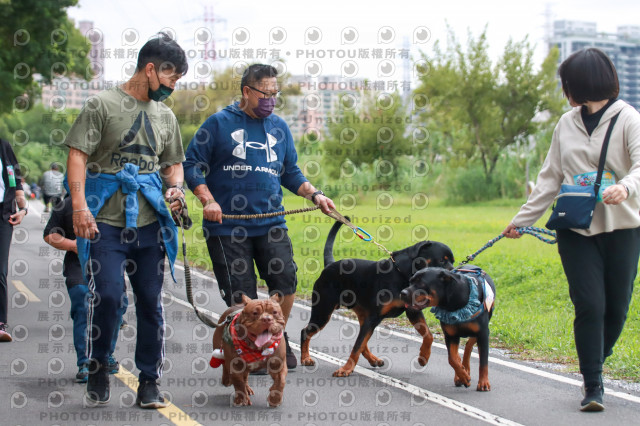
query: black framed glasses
[{"left": 248, "top": 86, "right": 281, "bottom": 99}]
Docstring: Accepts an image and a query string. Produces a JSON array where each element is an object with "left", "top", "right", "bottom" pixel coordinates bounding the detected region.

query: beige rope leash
[
  {"left": 221, "top": 205, "right": 396, "bottom": 260},
  {"left": 220, "top": 205, "right": 320, "bottom": 220}
]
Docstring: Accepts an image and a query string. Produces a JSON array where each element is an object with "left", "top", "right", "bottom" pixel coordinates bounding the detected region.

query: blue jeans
[
  {"left": 68, "top": 284, "right": 128, "bottom": 367},
  {"left": 87, "top": 222, "right": 166, "bottom": 380}
]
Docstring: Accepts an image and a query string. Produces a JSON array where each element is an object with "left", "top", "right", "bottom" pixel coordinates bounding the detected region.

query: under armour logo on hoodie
[{"left": 231, "top": 129, "right": 277, "bottom": 162}]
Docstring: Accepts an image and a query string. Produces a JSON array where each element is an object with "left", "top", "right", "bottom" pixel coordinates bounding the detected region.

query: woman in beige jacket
[{"left": 504, "top": 48, "right": 640, "bottom": 412}]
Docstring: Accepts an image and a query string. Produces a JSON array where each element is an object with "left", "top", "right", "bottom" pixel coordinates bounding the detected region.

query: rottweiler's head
[
  {"left": 392, "top": 241, "right": 454, "bottom": 276},
  {"left": 400, "top": 267, "right": 466, "bottom": 311}
]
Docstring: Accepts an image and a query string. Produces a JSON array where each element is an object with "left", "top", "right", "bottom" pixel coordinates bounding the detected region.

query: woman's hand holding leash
[{"left": 502, "top": 223, "right": 522, "bottom": 239}]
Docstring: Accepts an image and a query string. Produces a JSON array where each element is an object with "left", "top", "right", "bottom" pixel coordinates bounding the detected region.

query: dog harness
[
  {"left": 430, "top": 268, "right": 495, "bottom": 324},
  {"left": 220, "top": 312, "right": 282, "bottom": 365}
]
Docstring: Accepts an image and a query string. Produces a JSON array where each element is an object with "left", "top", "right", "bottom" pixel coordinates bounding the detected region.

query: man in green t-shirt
[{"left": 65, "top": 32, "right": 187, "bottom": 409}]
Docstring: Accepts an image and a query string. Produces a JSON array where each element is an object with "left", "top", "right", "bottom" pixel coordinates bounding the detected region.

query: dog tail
[{"left": 324, "top": 218, "right": 348, "bottom": 267}]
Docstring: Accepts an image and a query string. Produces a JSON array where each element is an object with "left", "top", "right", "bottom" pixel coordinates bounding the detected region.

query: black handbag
[{"left": 546, "top": 112, "right": 621, "bottom": 230}]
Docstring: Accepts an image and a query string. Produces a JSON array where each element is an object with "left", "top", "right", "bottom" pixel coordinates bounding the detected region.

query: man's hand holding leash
[{"left": 299, "top": 183, "right": 335, "bottom": 215}]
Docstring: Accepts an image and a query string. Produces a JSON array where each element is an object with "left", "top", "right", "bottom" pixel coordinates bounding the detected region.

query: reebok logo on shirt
[{"left": 110, "top": 111, "right": 158, "bottom": 171}]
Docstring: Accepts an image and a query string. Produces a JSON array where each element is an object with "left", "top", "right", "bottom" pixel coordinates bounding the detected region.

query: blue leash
[{"left": 457, "top": 226, "right": 557, "bottom": 267}]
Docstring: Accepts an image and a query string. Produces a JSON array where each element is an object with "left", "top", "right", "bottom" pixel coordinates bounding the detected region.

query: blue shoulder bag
[{"left": 546, "top": 112, "right": 621, "bottom": 230}]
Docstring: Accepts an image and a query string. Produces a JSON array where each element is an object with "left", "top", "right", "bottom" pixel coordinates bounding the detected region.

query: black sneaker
[
  {"left": 284, "top": 332, "right": 297, "bottom": 370},
  {"left": 581, "top": 384, "right": 604, "bottom": 412},
  {"left": 136, "top": 379, "right": 167, "bottom": 409},
  {"left": 85, "top": 359, "right": 110, "bottom": 404}
]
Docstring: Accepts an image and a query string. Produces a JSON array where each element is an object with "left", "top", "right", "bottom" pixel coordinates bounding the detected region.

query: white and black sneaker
[
  {"left": 85, "top": 359, "right": 110, "bottom": 405},
  {"left": 137, "top": 380, "right": 167, "bottom": 409}
]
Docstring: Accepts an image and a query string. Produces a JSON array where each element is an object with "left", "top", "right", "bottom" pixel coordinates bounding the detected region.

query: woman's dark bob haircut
[{"left": 558, "top": 48, "right": 619, "bottom": 104}]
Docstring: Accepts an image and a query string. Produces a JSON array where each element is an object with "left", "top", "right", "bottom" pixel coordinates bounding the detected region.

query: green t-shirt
[{"left": 65, "top": 87, "right": 185, "bottom": 227}]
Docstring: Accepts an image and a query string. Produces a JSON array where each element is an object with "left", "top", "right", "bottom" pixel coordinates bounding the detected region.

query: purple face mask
[{"left": 252, "top": 97, "right": 276, "bottom": 118}]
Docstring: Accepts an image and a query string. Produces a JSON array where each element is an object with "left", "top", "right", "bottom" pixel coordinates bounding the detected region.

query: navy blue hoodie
[{"left": 184, "top": 103, "right": 308, "bottom": 237}]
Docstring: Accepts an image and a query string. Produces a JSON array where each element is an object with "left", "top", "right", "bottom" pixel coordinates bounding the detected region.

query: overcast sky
[{"left": 67, "top": 0, "right": 640, "bottom": 85}]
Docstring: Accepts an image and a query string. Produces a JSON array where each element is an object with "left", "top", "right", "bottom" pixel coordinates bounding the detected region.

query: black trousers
[
  {"left": 206, "top": 227, "right": 298, "bottom": 307},
  {"left": 557, "top": 227, "right": 640, "bottom": 385},
  {"left": 0, "top": 217, "right": 13, "bottom": 324}
]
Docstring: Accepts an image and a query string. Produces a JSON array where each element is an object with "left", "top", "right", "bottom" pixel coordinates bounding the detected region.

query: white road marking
[{"left": 293, "top": 342, "right": 524, "bottom": 426}]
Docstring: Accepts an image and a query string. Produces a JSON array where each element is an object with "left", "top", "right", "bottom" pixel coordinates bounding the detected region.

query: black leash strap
[{"left": 174, "top": 199, "right": 219, "bottom": 328}]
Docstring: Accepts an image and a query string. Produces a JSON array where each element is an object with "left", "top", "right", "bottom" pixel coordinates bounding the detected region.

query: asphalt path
[{"left": 1, "top": 201, "right": 640, "bottom": 425}]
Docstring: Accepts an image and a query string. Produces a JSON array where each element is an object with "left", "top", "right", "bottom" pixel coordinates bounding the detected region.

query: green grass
[{"left": 180, "top": 192, "right": 640, "bottom": 381}]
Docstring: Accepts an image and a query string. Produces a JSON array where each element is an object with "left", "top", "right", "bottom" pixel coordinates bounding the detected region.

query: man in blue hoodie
[{"left": 183, "top": 64, "right": 335, "bottom": 370}]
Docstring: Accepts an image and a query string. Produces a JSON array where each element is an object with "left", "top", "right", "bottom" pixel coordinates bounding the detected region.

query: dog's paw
[
  {"left": 454, "top": 373, "right": 471, "bottom": 388},
  {"left": 418, "top": 355, "right": 429, "bottom": 367},
  {"left": 368, "top": 357, "right": 384, "bottom": 368},
  {"left": 476, "top": 380, "right": 491, "bottom": 392},
  {"left": 300, "top": 357, "right": 316, "bottom": 367},
  {"left": 267, "top": 390, "right": 284, "bottom": 407},
  {"left": 332, "top": 367, "right": 353, "bottom": 377},
  {"left": 232, "top": 392, "right": 251, "bottom": 407},
  {"left": 245, "top": 384, "right": 254, "bottom": 396}
]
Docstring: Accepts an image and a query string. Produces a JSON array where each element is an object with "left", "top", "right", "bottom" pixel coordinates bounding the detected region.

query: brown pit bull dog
[{"left": 211, "top": 294, "right": 287, "bottom": 407}]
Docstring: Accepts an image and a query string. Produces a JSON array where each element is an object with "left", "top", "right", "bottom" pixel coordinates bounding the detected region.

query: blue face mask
[{"left": 148, "top": 71, "right": 173, "bottom": 102}]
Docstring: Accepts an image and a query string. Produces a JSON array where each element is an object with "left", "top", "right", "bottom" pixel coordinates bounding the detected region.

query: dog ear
[
  {"left": 394, "top": 241, "right": 431, "bottom": 263},
  {"left": 438, "top": 270, "right": 456, "bottom": 305},
  {"left": 241, "top": 294, "right": 252, "bottom": 305},
  {"left": 270, "top": 292, "right": 282, "bottom": 304},
  {"left": 438, "top": 270, "right": 453, "bottom": 282}
]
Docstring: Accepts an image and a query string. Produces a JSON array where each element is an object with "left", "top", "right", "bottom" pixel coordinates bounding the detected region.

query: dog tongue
[{"left": 254, "top": 330, "right": 273, "bottom": 347}]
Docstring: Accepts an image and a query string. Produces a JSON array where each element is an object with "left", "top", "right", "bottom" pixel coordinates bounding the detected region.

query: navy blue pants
[
  {"left": 68, "top": 284, "right": 128, "bottom": 367},
  {"left": 557, "top": 227, "right": 640, "bottom": 386},
  {"left": 88, "top": 222, "right": 165, "bottom": 380}
]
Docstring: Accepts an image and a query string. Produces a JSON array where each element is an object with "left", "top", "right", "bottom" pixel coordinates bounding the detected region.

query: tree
[
  {"left": 0, "top": 0, "right": 91, "bottom": 115},
  {"left": 0, "top": 104, "right": 73, "bottom": 183},
  {"left": 319, "top": 89, "right": 412, "bottom": 184},
  {"left": 414, "top": 27, "right": 565, "bottom": 185}
]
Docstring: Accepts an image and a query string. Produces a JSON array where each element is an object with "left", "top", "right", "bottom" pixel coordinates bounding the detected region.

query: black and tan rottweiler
[
  {"left": 300, "top": 219, "right": 454, "bottom": 377},
  {"left": 400, "top": 265, "right": 496, "bottom": 391}
]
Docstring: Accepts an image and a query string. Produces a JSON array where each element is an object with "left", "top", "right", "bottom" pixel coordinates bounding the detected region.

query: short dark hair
[
  {"left": 558, "top": 48, "right": 619, "bottom": 104},
  {"left": 240, "top": 64, "right": 278, "bottom": 93},
  {"left": 136, "top": 32, "right": 188, "bottom": 76}
]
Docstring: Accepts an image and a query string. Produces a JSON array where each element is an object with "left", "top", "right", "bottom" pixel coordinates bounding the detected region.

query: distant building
[
  {"left": 39, "top": 20, "right": 105, "bottom": 110},
  {"left": 551, "top": 20, "right": 640, "bottom": 110},
  {"left": 281, "top": 74, "right": 365, "bottom": 141}
]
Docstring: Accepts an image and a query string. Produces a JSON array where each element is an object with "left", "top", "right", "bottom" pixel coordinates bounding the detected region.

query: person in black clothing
[
  {"left": 0, "top": 138, "right": 28, "bottom": 342},
  {"left": 43, "top": 196, "right": 128, "bottom": 381}
]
